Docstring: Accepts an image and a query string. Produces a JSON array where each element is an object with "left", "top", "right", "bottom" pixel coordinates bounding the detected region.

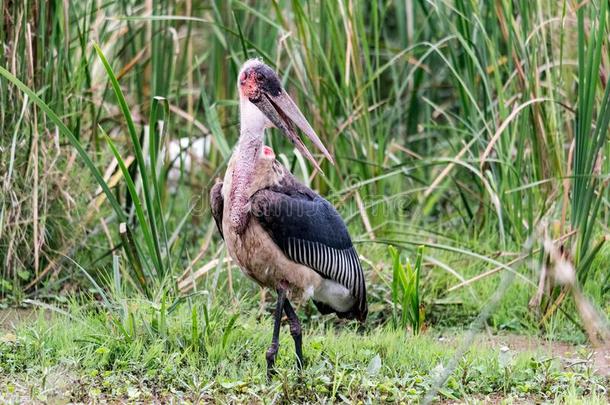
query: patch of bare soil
[
  {"left": 0, "top": 308, "right": 41, "bottom": 332},
  {"left": 475, "top": 332, "right": 609, "bottom": 377},
  {"left": 476, "top": 333, "right": 579, "bottom": 357}
]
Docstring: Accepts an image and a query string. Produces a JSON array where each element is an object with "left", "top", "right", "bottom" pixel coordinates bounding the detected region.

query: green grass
[
  {"left": 0, "top": 304, "right": 607, "bottom": 403},
  {"left": 1, "top": 0, "right": 610, "bottom": 402}
]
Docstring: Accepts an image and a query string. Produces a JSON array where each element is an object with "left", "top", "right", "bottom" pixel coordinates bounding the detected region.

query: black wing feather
[
  {"left": 210, "top": 182, "right": 224, "bottom": 239},
  {"left": 251, "top": 171, "right": 367, "bottom": 321}
]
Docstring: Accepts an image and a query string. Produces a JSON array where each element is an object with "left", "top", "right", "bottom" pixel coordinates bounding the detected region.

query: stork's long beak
[{"left": 253, "top": 90, "right": 334, "bottom": 171}]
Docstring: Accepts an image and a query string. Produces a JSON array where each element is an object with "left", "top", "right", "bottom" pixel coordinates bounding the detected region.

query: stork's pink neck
[{"left": 228, "top": 102, "right": 267, "bottom": 234}]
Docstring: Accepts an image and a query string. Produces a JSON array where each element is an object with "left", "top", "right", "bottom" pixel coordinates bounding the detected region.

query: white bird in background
[{"left": 166, "top": 136, "right": 210, "bottom": 192}]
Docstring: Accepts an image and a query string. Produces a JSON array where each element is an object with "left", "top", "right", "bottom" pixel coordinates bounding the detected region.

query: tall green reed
[
  {"left": 1, "top": 1, "right": 609, "bottom": 322},
  {"left": 389, "top": 245, "right": 425, "bottom": 334}
]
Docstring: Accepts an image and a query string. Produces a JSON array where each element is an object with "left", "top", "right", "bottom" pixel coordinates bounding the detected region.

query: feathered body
[
  {"left": 221, "top": 148, "right": 323, "bottom": 298},
  {"left": 212, "top": 145, "right": 367, "bottom": 320}
]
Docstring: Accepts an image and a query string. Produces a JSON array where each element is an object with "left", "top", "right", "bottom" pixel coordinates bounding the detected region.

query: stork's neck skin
[{"left": 228, "top": 98, "right": 267, "bottom": 234}]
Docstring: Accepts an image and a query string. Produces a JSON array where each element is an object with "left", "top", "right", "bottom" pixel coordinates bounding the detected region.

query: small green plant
[{"left": 388, "top": 245, "right": 425, "bottom": 334}]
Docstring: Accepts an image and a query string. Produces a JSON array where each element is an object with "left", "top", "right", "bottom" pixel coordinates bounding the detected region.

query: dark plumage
[
  {"left": 210, "top": 182, "right": 224, "bottom": 240},
  {"left": 250, "top": 183, "right": 367, "bottom": 321}
]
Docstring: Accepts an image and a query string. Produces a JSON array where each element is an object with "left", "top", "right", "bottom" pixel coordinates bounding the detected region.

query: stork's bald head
[
  {"left": 237, "top": 59, "right": 334, "bottom": 170},
  {"left": 238, "top": 59, "right": 282, "bottom": 101}
]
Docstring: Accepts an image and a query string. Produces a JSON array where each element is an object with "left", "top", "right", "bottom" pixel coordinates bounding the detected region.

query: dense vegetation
[{"left": 1, "top": 0, "right": 609, "bottom": 402}]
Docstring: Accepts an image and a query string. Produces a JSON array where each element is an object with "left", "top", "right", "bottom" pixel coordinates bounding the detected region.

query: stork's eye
[{"left": 256, "top": 71, "right": 265, "bottom": 81}]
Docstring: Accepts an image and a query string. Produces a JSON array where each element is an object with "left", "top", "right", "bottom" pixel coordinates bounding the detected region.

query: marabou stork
[{"left": 210, "top": 59, "right": 367, "bottom": 376}]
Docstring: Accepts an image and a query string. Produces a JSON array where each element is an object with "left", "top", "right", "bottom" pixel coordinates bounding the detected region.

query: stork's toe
[{"left": 266, "top": 342, "right": 279, "bottom": 378}]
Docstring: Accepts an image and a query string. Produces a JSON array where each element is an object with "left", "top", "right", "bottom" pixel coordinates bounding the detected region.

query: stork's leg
[
  {"left": 283, "top": 299, "right": 303, "bottom": 370},
  {"left": 266, "top": 288, "right": 286, "bottom": 378}
]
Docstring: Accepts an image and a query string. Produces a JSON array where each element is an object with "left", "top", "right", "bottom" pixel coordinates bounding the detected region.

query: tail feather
[{"left": 313, "top": 300, "right": 367, "bottom": 323}]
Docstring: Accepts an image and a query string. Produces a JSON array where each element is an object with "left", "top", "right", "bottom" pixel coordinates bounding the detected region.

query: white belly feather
[{"left": 313, "top": 279, "right": 356, "bottom": 312}]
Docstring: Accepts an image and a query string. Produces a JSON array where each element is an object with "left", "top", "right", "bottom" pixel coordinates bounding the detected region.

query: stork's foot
[{"left": 266, "top": 342, "right": 279, "bottom": 379}]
